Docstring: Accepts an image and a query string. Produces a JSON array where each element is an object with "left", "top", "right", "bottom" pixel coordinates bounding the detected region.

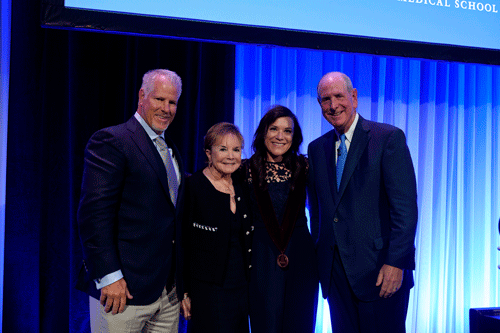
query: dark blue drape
[{"left": 3, "top": 0, "right": 235, "bottom": 332}]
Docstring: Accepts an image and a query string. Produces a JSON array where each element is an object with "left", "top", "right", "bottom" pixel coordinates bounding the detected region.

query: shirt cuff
[{"left": 95, "top": 270, "right": 123, "bottom": 289}]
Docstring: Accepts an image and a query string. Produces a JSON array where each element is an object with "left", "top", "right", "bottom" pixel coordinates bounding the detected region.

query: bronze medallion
[{"left": 277, "top": 253, "right": 289, "bottom": 268}]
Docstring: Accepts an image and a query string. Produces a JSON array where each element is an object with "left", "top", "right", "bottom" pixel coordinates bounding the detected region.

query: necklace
[{"left": 206, "top": 166, "right": 234, "bottom": 196}]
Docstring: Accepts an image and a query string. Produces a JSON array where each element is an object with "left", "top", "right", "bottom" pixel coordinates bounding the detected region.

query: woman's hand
[{"left": 180, "top": 293, "right": 191, "bottom": 320}]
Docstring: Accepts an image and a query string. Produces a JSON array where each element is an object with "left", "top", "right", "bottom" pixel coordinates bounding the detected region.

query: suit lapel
[
  {"left": 338, "top": 116, "right": 370, "bottom": 197},
  {"left": 126, "top": 117, "right": 172, "bottom": 205}
]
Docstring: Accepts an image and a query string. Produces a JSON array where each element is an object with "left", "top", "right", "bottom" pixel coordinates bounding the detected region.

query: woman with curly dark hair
[{"left": 244, "top": 105, "right": 319, "bottom": 332}]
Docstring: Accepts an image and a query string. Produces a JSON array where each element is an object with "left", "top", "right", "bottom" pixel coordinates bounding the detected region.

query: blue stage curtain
[
  {"left": 235, "top": 44, "right": 500, "bottom": 333},
  {"left": 0, "top": 0, "right": 11, "bottom": 329}
]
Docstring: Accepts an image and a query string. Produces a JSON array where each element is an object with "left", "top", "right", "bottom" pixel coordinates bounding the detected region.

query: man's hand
[
  {"left": 376, "top": 264, "right": 403, "bottom": 298},
  {"left": 180, "top": 294, "right": 191, "bottom": 320},
  {"left": 100, "top": 278, "right": 133, "bottom": 314}
]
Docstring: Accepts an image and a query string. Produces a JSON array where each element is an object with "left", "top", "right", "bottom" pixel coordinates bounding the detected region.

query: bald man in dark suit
[{"left": 308, "top": 72, "right": 418, "bottom": 333}]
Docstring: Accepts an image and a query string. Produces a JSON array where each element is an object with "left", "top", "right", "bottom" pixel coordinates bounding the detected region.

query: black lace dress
[{"left": 245, "top": 159, "right": 319, "bottom": 333}]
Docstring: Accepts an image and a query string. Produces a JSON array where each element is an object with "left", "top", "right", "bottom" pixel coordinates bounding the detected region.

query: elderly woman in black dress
[
  {"left": 182, "top": 122, "right": 253, "bottom": 333},
  {"left": 244, "top": 105, "right": 319, "bottom": 332}
]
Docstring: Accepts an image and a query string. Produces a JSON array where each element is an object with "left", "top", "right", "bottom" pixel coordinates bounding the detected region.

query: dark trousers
[{"left": 327, "top": 248, "right": 411, "bottom": 333}]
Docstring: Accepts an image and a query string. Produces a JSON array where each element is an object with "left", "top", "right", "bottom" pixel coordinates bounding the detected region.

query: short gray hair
[
  {"left": 340, "top": 73, "right": 354, "bottom": 93},
  {"left": 317, "top": 72, "right": 354, "bottom": 98},
  {"left": 141, "top": 69, "right": 182, "bottom": 99}
]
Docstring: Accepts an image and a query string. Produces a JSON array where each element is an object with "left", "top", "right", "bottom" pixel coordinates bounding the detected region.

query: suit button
[
  {"left": 248, "top": 249, "right": 252, "bottom": 252},
  {"left": 243, "top": 214, "right": 247, "bottom": 218},
  {"left": 334, "top": 217, "right": 339, "bottom": 223},
  {"left": 246, "top": 231, "right": 250, "bottom": 235},
  {"left": 237, "top": 197, "right": 241, "bottom": 201},
  {"left": 249, "top": 265, "right": 252, "bottom": 269},
  {"left": 172, "top": 240, "right": 175, "bottom": 244}
]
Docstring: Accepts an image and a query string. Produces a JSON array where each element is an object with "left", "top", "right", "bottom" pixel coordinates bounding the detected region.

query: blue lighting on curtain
[
  {"left": 0, "top": 0, "right": 11, "bottom": 327},
  {"left": 235, "top": 45, "right": 500, "bottom": 332}
]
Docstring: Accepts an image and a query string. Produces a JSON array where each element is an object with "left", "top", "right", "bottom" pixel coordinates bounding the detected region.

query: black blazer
[
  {"left": 308, "top": 115, "right": 418, "bottom": 301},
  {"left": 183, "top": 169, "right": 253, "bottom": 290},
  {"left": 76, "top": 116, "right": 185, "bottom": 305}
]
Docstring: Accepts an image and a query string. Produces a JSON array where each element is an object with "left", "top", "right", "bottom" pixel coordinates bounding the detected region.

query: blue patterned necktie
[
  {"left": 336, "top": 134, "right": 347, "bottom": 191},
  {"left": 155, "top": 137, "right": 179, "bottom": 205}
]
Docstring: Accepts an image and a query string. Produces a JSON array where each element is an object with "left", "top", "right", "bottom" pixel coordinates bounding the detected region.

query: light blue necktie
[
  {"left": 155, "top": 137, "right": 179, "bottom": 205},
  {"left": 336, "top": 134, "right": 347, "bottom": 191}
]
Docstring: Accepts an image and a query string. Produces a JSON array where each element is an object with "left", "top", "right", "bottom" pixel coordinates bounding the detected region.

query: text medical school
[{"left": 398, "top": 0, "right": 498, "bottom": 12}]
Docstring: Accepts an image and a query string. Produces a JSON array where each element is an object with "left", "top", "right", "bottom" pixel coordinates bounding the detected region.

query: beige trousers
[{"left": 89, "top": 287, "right": 180, "bottom": 333}]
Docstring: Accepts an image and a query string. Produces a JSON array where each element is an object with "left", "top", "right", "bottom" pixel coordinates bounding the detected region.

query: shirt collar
[
  {"left": 134, "top": 112, "right": 165, "bottom": 141},
  {"left": 337, "top": 112, "right": 359, "bottom": 143}
]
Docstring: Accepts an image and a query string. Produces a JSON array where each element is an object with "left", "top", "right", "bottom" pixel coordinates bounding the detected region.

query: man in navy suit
[
  {"left": 77, "top": 69, "right": 185, "bottom": 332},
  {"left": 308, "top": 72, "right": 418, "bottom": 333}
]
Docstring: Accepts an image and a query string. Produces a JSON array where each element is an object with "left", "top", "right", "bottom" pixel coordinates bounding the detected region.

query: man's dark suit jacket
[
  {"left": 307, "top": 115, "right": 418, "bottom": 302},
  {"left": 76, "top": 116, "right": 185, "bottom": 305}
]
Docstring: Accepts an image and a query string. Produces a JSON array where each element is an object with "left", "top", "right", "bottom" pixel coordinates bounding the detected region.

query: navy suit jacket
[
  {"left": 76, "top": 116, "right": 185, "bottom": 305},
  {"left": 307, "top": 115, "right": 418, "bottom": 302}
]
